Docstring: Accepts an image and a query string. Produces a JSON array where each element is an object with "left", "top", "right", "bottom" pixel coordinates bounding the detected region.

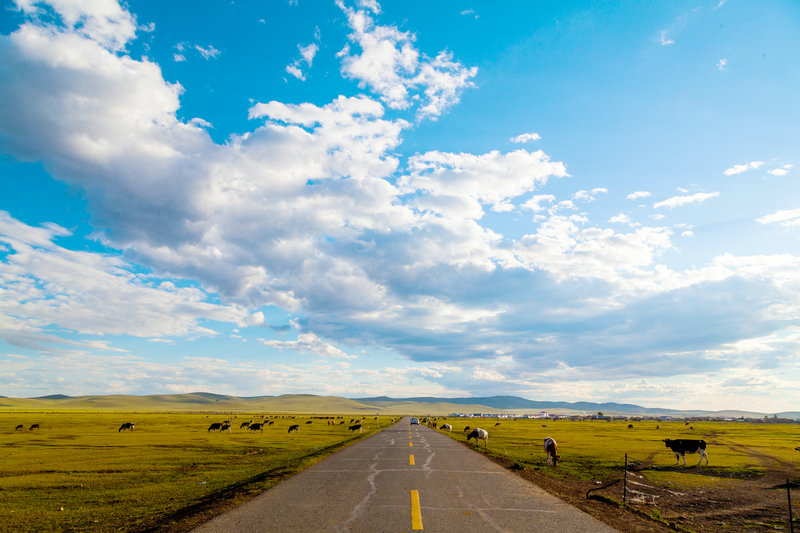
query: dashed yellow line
[
  {"left": 411, "top": 490, "right": 423, "bottom": 530},
  {"left": 409, "top": 454, "right": 415, "bottom": 466},
  {"left": 409, "top": 441, "right": 413, "bottom": 447}
]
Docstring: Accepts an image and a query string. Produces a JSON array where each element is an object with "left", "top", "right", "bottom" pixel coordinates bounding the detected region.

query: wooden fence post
[
  {"left": 789, "top": 479, "right": 794, "bottom": 533},
  {"left": 623, "top": 453, "right": 628, "bottom": 504}
]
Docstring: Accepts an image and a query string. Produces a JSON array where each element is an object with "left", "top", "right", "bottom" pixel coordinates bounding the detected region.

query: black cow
[
  {"left": 249, "top": 423, "right": 264, "bottom": 432},
  {"left": 664, "top": 439, "right": 708, "bottom": 465},
  {"left": 118, "top": 422, "right": 135, "bottom": 432},
  {"left": 288, "top": 424, "right": 300, "bottom": 433},
  {"left": 15, "top": 424, "right": 24, "bottom": 431},
  {"left": 29, "top": 424, "right": 39, "bottom": 431},
  {"left": 208, "top": 423, "right": 223, "bottom": 432},
  {"left": 348, "top": 424, "right": 362, "bottom": 432}
]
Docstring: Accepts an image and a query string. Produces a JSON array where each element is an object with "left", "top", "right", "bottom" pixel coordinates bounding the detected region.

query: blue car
[{"left": 410, "top": 418, "right": 419, "bottom": 425}]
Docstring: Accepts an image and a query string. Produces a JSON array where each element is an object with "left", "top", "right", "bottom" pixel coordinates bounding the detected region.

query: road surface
[{"left": 193, "top": 418, "right": 616, "bottom": 532}]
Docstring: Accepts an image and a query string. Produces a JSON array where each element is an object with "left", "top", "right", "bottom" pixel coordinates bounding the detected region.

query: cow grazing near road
[
  {"left": 664, "top": 439, "right": 708, "bottom": 465},
  {"left": 463, "top": 426, "right": 470, "bottom": 432},
  {"left": 29, "top": 424, "right": 39, "bottom": 431},
  {"left": 208, "top": 423, "right": 223, "bottom": 432},
  {"left": 440, "top": 424, "right": 452, "bottom": 432},
  {"left": 15, "top": 424, "right": 24, "bottom": 431},
  {"left": 249, "top": 423, "right": 264, "bottom": 432},
  {"left": 544, "top": 437, "right": 560, "bottom": 466},
  {"left": 288, "top": 424, "right": 300, "bottom": 433},
  {"left": 220, "top": 424, "right": 232, "bottom": 432},
  {"left": 118, "top": 422, "right": 135, "bottom": 432},
  {"left": 466, "top": 428, "right": 488, "bottom": 448},
  {"left": 348, "top": 424, "right": 362, "bottom": 432}
]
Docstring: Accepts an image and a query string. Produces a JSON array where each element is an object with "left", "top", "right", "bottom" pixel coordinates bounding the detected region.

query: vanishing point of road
[{"left": 193, "top": 417, "right": 616, "bottom": 532}]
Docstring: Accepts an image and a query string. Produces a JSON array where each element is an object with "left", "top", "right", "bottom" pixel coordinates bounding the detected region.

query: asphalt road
[{"left": 193, "top": 418, "right": 616, "bottom": 532}]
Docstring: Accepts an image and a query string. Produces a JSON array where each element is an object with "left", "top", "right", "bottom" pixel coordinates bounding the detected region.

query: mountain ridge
[{"left": 1, "top": 393, "right": 795, "bottom": 418}]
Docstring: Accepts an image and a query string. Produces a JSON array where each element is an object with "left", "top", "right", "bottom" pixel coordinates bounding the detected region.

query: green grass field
[
  {"left": 436, "top": 417, "right": 800, "bottom": 484},
  {"left": 1, "top": 412, "right": 390, "bottom": 532}
]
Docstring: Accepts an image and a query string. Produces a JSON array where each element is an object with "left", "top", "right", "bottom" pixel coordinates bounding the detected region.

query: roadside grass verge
[{"left": 1, "top": 412, "right": 391, "bottom": 532}]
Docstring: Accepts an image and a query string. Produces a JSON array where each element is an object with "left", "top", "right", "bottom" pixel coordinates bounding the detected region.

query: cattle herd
[
  {"left": 420, "top": 418, "right": 731, "bottom": 468},
  {"left": 12, "top": 416, "right": 798, "bottom": 468}
]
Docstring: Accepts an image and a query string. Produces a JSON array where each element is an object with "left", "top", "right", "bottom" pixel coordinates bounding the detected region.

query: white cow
[
  {"left": 441, "top": 424, "right": 452, "bottom": 432},
  {"left": 467, "top": 428, "right": 488, "bottom": 448}
]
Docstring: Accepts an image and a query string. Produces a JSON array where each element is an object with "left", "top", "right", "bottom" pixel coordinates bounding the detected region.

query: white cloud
[
  {"left": 336, "top": 0, "right": 477, "bottom": 120},
  {"left": 716, "top": 57, "right": 727, "bottom": 71},
  {"left": 756, "top": 209, "right": 800, "bottom": 227},
  {"left": 286, "top": 42, "right": 319, "bottom": 81},
  {"left": 260, "top": 331, "right": 358, "bottom": 359},
  {"left": 627, "top": 191, "right": 651, "bottom": 201},
  {"left": 195, "top": 44, "right": 220, "bottom": 60},
  {"left": 521, "top": 194, "right": 556, "bottom": 213},
  {"left": 654, "top": 192, "right": 719, "bottom": 209},
  {"left": 768, "top": 164, "right": 793, "bottom": 177},
  {"left": 609, "top": 213, "right": 631, "bottom": 224},
  {"left": 0, "top": 212, "right": 251, "bottom": 347},
  {"left": 724, "top": 160, "right": 765, "bottom": 176},
  {"left": 659, "top": 30, "right": 674, "bottom": 46},
  {"left": 510, "top": 132, "right": 541, "bottom": 144}
]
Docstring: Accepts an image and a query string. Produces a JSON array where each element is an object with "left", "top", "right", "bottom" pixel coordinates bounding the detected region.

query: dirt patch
[{"left": 482, "top": 450, "right": 799, "bottom": 532}]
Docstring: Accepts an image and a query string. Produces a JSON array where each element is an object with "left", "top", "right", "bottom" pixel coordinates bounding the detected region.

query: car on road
[{"left": 410, "top": 418, "right": 419, "bottom": 425}]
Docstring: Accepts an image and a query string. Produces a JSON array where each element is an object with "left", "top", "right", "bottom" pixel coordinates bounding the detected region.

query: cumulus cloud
[
  {"left": 768, "top": 164, "right": 793, "bottom": 177},
  {"left": 654, "top": 192, "right": 719, "bottom": 209},
  {"left": 510, "top": 132, "right": 541, "bottom": 144},
  {"left": 756, "top": 209, "right": 800, "bottom": 227},
  {"left": 627, "top": 191, "right": 651, "bottom": 200},
  {"left": 0, "top": 212, "right": 253, "bottom": 349},
  {"left": 286, "top": 42, "right": 319, "bottom": 81},
  {"left": 336, "top": 0, "right": 477, "bottom": 120},
  {"left": 724, "top": 160, "right": 765, "bottom": 176}
]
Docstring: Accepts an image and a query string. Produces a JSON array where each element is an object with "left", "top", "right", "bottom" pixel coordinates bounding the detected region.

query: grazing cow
[
  {"left": 466, "top": 428, "right": 488, "bottom": 448},
  {"left": 249, "top": 423, "right": 264, "bottom": 432},
  {"left": 495, "top": 422, "right": 501, "bottom": 427},
  {"left": 463, "top": 426, "right": 470, "bottom": 432},
  {"left": 441, "top": 424, "right": 452, "bottom": 432},
  {"left": 306, "top": 421, "right": 313, "bottom": 424},
  {"left": 240, "top": 421, "right": 252, "bottom": 429},
  {"left": 118, "top": 422, "right": 135, "bottom": 432},
  {"left": 656, "top": 425, "right": 661, "bottom": 430},
  {"left": 544, "top": 437, "right": 560, "bottom": 466},
  {"left": 220, "top": 424, "right": 232, "bottom": 432},
  {"left": 29, "top": 424, "right": 39, "bottom": 431},
  {"left": 288, "top": 424, "right": 300, "bottom": 433},
  {"left": 15, "top": 424, "right": 24, "bottom": 431},
  {"left": 208, "top": 423, "right": 223, "bottom": 432},
  {"left": 627, "top": 424, "right": 634, "bottom": 429},
  {"left": 268, "top": 421, "right": 275, "bottom": 426},
  {"left": 348, "top": 424, "right": 362, "bottom": 432},
  {"left": 542, "top": 424, "right": 547, "bottom": 428},
  {"left": 664, "top": 439, "right": 708, "bottom": 465},
  {"left": 795, "top": 446, "right": 800, "bottom": 452}
]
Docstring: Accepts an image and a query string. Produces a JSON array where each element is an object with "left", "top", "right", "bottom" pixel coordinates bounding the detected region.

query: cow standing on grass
[
  {"left": 664, "top": 439, "right": 708, "bottom": 465},
  {"left": 118, "top": 422, "right": 135, "bottom": 432},
  {"left": 544, "top": 437, "right": 560, "bottom": 466},
  {"left": 466, "top": 428, "right": 488, "bottom": 448}
]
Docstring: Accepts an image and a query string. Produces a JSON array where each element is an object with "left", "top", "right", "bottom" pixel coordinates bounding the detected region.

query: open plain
[{"left": 1, "top": 409, "right": 799, "bottom": 532}]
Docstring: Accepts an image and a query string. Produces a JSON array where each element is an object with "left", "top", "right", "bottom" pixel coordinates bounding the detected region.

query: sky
[{"left": 1, "top": 0, "right": 799, "bottom": 412}]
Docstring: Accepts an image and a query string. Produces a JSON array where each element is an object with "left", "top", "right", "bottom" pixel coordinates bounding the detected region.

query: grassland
[
  {"left": 433, "top": 417, "right": 800, "bottom": 531},
  {"left": 0, "top": 411, "right": 391, "bottom": 532}
]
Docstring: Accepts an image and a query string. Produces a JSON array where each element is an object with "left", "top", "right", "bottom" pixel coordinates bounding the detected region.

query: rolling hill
[{"left": 0, "top": 393, "right": 795, "bottom": 418}]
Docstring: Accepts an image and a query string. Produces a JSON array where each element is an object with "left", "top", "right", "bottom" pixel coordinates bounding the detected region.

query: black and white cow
[
  {"left": 288, "top": 424, "right": 300, "bottom": 433},
  {"left": 249, "top": 423, "right": 264, "bottom": 432},
  {"left": 348, "top": 424, "right": 362, "bottom": 432},
  {"left": 664, "top": 439, "right": 708, "bottom": 465},
  {"left": 440, "top": 424, "right": 452, "bottom": 432},
  {"left": 208, "top": 423, "right": 223, "bottom": 432},
  {"left": 118, "top": 422, "right": 135, "bottom": 432},
  {"left": 466, "top": 428, "right": 488, "bottom": 448}
]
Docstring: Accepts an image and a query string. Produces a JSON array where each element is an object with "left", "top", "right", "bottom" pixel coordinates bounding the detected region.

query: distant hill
[{"left": 0, "top": 393, "right": 792, "bottom": 418}]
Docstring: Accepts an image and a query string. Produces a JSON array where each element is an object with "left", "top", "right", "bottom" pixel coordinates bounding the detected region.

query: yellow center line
[
  {"left": 409, "top": 454, "right": 415, "bottom": 466},
  {"left": 409, "top": 441, "right": 413, "bottom": 447},
  {"left": 411, "top": 490, "right": 423, "bottom": 530}
]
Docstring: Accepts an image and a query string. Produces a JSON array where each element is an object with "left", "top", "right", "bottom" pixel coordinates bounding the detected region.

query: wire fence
[{"left": 585, "top": 453, "right": 798, "bottom": 532}]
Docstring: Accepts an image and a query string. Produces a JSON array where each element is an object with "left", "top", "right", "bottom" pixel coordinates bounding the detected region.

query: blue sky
[{"left": 1, "top": 0, "right": 799, "bottom": 412}]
